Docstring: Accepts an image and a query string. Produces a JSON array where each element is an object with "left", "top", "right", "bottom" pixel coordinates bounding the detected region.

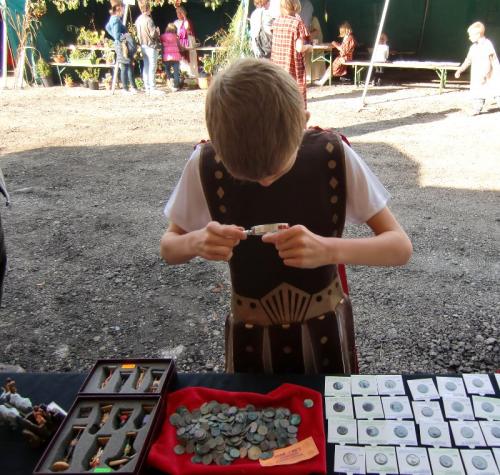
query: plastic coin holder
[
  {"left": 493, "top": 448, "right": 500, "bottom": 470},
  {"left": 412, "top": 400, "right": 444, "bottom": 424},
  {"left": 443, "top": 396, "right": 475, "bottom": 420},
  {"left": 334, "top": 444, "right": 366, "bottom": 474},
  {"left": 437, "top": 377, "right": 467, "bottom": 398},
  {"left": 397, "top": 446, "right": 432, "bottom": 475},
  {"left": 479, "top": 421, "right": 500, "bottom": 447},
  {"left": 408, "top": 378, "right": 440, "bottom": 401},
  {"left": 460, "top": 449, "right": 500, "bottom": 475},
  {"left": 358, "top": 420, "right": 388, "bottom": 445},
  {"left": 325, "top": 376, "right": 351, "bottom": 396},
  {"left": 472, "top": 396, "right": 500, "bottom": 420},
  {"left": 351, "top": 375, "right": 379, "bottom": 396},
  {"left": 450, "top": 421, "right": 486, "bottom": 448},
  {"left": 463, "top": 375, "right": 495, "bottom": 396},
  {"left": 365, "top": 445, "right": 398, "bottom": 474},
  {"left": 377, "top": 375, "right": 406, "bottom": 396},
  {"left": 382, "top": 396, "right": 413, "bottom": 419},
  {"left": 325, "top": 396, "right": 354, "bottom": 419},
  {"left": 420, "top": 421, "right": 452, "bottom": 447},
  {"left": 353, "top": 396, "right": 385, "bottom": 419},
  {"left": 385, "top": 420, "right": 418, "bottom": 446},
  {"left": 327, "top": 418, "right": 357, "bottom": 444},
  {"left": 428, "top": 448, "right": 465, "bottom": 475}
]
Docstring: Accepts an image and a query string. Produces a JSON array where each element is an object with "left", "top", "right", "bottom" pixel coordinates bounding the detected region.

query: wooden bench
[{"left": 345, "top": 60, "right": 460, "bottom": 92}]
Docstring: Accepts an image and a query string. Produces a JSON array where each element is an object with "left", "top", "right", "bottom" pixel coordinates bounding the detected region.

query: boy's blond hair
[
  {"left": 468, "top": 21, "right": 485, "bottom": 36},
  {"left": 166, "top": 22, "right": 177, "bottom": 33},
  {"left": 280, "top": 0, "right": 301, "bottom": 15},
  {"left": 205, "top": 58, "right": 305, "bottom": 181}
]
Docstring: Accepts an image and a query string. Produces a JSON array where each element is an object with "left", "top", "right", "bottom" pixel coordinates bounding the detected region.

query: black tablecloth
[
  {"left": 0, "top": 372, "right": 327, "bottom": 475},
  {"left": 1, "top": 372, "right": 498, "bottom": 475}
]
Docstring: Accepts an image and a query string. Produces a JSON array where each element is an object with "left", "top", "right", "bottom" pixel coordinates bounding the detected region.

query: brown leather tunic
[{"left": 199, "top": 127, "right": 357, "bottom": 374}]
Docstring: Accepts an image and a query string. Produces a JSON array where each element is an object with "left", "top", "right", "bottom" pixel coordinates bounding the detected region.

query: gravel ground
[{"left": 0, "top": 77, "right": 499, "bottom": 375}]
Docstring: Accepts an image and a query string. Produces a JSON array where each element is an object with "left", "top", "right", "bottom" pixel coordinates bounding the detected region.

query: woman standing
[
  {"left": 270, "top": 0, "right": 311, "bottom": 105},
  {"left": 316, "top": 21, "right": 356, "bottom": 86},
  {"left": 174, "top": 7, "right": 197, "bottom": 77},
  {"left": 105, "top": 2, "right": 137, "bottom": 93}
]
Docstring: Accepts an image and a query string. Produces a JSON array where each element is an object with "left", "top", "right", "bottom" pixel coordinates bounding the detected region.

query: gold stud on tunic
[
  {"left": 216, "top": 187, "right": 224, "bottom": 199},
  {"left": 320, "top": 336, "right": 328, "bottom": 344},
  {"left": 219, "top": 205, "right": 227, "bottom": 213},
  {"left": 283, "top": 346, "right": 292, "bottom": 354},
  {"left": 325, "top": 142, "right": 335, "bottom": 153},
  {"left": 215, "top": 170, "right": 223, "bottom": 179},
  {"left": 329, "top": 177, "right": 338, "bottom": 189},
  {"left": 328, "top": 159, "right": 336, "bottom": 169}
]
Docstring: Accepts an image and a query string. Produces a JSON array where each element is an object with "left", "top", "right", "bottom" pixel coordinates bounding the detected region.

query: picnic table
[
  {"left": 345, "top": 60, "right": 461, "bottom": 91},
  {"left": 309, "top": 43, "right": 335, "bottom": 85}
]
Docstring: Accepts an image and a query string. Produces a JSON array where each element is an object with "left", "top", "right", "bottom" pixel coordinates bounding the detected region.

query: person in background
[
  {"left": 159, "top": 58, "right": 412, "bottom": 374},
  {"left": 372, "top": 32, "right": 389, "bottom": 86},
  {"left": 105, "top": 2, "right": 138, "bottom": 94},
  {"left": 271, "top": 0, "right": 312, "bottom": 106},
  {"left": 160, "top": 23, "right": 185, "bottom": 91},
  {"left": 305, "top": 15, "right": 324, "bottom": 82},
  {"left": 299, "top": 0, "right": 313, "bottom": 31},
  {"left": 174, "top": 7, "right": 197, "bottom": 77},
  {"left": 135, "top": 0, "right": 162, "bottom": 94},
  {"left": 455, "top": 21, "right": 500, "bottom": 115},
  {"left": 316, "top": 21, "right": 356, "bottom": 86},
  {"left": 0, "top": 168, "right": 9, "bottom": 305},
  {"left": 249, "top": 0, "right": 273, "bottom": 58}
]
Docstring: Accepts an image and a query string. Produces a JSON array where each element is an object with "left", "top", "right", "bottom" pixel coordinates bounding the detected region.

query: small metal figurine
[
  {"left": 135, "top": 367, "right": 146, "bottom": 390},
  {"left": 99, "top": 404, "right": 113, "bottom": 427},
  {"left": 117, "top": 408, "right": 132, "bottom": 428},
  {"left": 51, "top": 425, "right": 86, "bottom": 472},
  {"left": 100, "top": 367, "right": 115, "bottom": 389},
  {"left": 245, "top": 223, "right": 289, "bottom": 236},
  {"left": 148, "top": 374, "right": 162, "bottom": 393},
  {"left": 108, "top": 432, "right": 136, "bottom": 469},
  {"left": 141, "top": 406, "right": 153, "bottom": 427},
  {"left": 0, "top": 378, "right": 65, "bottom": 448},
  {"left": 89, "top": 436, "right": 110, "bottom": 469},
  {"left": 117, "top": 371, "right": 132, "bottom": 391}
]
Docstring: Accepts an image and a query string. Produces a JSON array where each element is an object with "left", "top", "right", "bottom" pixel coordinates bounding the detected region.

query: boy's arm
[
  {"left": 262, "top": 207, "right": 412, "bottom": 269},
  {"left": 455, "top": 50, "right": 472, "bottom": 78},
  {"left": 160, "top": 221, "right": 247, "bottom": 265}
]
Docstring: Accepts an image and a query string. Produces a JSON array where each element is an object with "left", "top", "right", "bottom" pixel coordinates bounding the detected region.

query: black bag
[{"left": 255, "top": 11, "right": 272, "bottom": 58}]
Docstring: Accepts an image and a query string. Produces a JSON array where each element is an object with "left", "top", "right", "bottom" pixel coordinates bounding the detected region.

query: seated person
[
  {"left": 316, "top": 21, "right": 356, "bottom": 86},
  {"left": 372, "top": 32, "right": 389, "bottom": 85},
  {"left": 160, "top": 58, "right": 412, "bottom": 374}
]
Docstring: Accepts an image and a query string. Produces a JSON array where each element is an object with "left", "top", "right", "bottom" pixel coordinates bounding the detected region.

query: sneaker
[
  {"left": 171, "top": 87, "right": 179, "bottom": 92},
  {"left": 339, "top": 76, "right": 351, "bottom": 83},
  {"left": 129, "top": 88, "right": 138, "bottom": 95}
]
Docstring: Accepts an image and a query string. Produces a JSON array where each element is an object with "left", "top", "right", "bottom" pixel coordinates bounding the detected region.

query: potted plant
[
  {"left": 63, "top": 74, "right": 75, "bottom": 87},
  {"left": 77, "top": 69, "right": 91, "bottom": 87},
  {"left": 36, "top": 58, "right": 53, "bottom": 87},
  {"left": 198, "top": 55, "right": 215, "bottom": 90},
  {"left": 103, "top": 73, "right": 113, "bottom": 90},
  {"left": 88, "top": 68, "right": 100, "bottom": 90},
  {"left": 51, "top": 44, "right": 66, "bottom": 63},
  {"left": 104, "top": 49, "right": 115, "bottom": 65}
]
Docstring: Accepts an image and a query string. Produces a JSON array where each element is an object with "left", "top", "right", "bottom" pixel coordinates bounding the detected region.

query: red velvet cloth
[{"left": 148, "top": 383, "right": 326, "bottom": 475}]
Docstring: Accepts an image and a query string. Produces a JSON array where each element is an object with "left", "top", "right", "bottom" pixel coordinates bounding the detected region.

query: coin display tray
[
  {"left": 326, "top": 374, "right": 500, "bottom": 474},
  {"left": 35, "top": 397, "right": 161, "bottom": 474},
  {"left": 79, "top": 359, "right": 175, "bottom": 395}
]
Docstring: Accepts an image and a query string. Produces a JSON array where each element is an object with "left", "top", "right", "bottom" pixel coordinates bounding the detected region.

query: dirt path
[{"left": 0, "top": 81, "right": 499, "bottom": 374}]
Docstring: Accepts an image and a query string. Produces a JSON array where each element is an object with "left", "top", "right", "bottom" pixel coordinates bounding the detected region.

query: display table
[
  {"left": 1, "top": 372, "right": 498, "bottom": 475},
  {"left": 344, "top": 60, "right": 460, "bottom": 91}
]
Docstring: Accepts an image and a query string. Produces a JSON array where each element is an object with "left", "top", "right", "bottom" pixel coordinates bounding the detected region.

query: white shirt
[
  {"left": 372, "top": 44, "right": 389, "bottom": 63},
  {"left": 164, "top": 141, "right": 390, "bottom": 232}
]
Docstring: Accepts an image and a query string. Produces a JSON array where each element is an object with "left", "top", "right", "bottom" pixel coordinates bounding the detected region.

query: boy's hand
[
  {"left": 454, "top": 70, "right": 461, "bottom": 78},
  {"left": 194, "top": 221, "right": 246, "bottom": 262},
  {"left": 262, "top": 225, "right": 331, "bottom": 268}
]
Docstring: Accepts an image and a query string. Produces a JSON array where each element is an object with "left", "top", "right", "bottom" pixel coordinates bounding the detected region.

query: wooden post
[
  {"left": 359, "top": 0, "right": 390, "bottom": 110},
  {"left": 1, "top": 0, "right": 8, "bottom": 89}
]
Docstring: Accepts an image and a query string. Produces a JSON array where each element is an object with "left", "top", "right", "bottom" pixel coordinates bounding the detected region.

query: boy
[
  {"left": 455, "top": 21, "right": 500, "bottom": 115},
  {"left": 160, "top": 58, "right": 412, "bottom": 375}
]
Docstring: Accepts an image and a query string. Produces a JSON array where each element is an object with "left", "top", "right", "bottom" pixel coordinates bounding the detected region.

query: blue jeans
[
  {"left": 141, "top": 45, "right": 158, "bottom": 91},
  {"left": 120, "top": 63, "right": 134, "bottom": 90},
  {"left": 164, "top": 61, "right": 180, "bottom": 88}
]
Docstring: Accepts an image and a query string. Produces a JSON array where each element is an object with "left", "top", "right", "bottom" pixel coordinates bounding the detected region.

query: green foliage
[
  {"left": 35, "top": 58, "right": 51, "bottom": 77},
  {"left": 200, "top": 55, "right": 215, "bottom": 75},
  {"left": 206, "top": 3, "right": 251, "bottom": 72}
]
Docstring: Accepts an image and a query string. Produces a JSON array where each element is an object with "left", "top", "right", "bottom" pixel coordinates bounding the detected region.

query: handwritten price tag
[{"left": 259, "top": 437, "right": 319, "bottom": 467}]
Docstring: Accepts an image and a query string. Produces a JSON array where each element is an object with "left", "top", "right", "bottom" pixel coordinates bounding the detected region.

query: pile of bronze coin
[{"left": 169, "top": 401, "right": 307, "bottom": 466}]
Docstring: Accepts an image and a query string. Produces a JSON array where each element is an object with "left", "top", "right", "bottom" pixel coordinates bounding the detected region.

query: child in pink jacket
[{"left": 160, "top": 23, "right": 185, "bottom": 91}]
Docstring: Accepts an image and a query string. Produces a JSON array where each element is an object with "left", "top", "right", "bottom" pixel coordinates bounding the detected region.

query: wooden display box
[{"left": 33, "top": 359, "right": 176, "bottom": 475}]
